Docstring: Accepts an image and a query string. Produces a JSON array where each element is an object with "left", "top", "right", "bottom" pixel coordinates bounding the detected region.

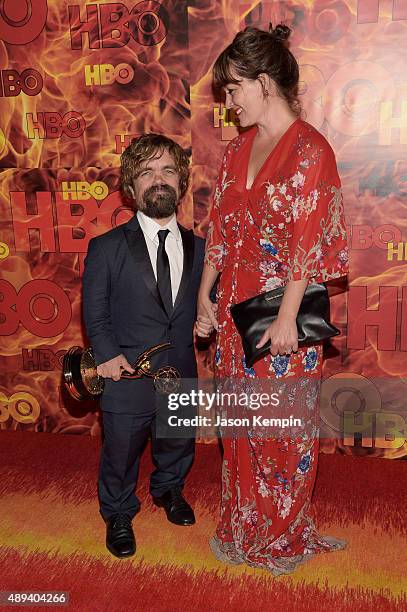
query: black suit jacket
[{"left": 82, "top": 215, "right": 205, "bottom": 413}]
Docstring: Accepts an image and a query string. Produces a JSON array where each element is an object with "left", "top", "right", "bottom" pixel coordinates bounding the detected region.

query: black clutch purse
[{"left": 230, "top": 282, "right": 340, "bottom": 368}]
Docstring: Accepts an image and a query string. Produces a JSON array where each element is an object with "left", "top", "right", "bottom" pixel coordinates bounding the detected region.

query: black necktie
[{"left": 157, "top": 229, "right": 172, "bottom": 314}]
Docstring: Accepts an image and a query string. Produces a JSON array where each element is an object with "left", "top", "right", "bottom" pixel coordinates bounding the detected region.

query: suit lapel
[
  {"left": 123, "top": 217, "right": 195, "bottom": 317},
  {"left": 173, "top": 225, "right": 194, "bottom": 312},
  {"left": 123, "top": 218, "right": 166, "bottom": 314}
]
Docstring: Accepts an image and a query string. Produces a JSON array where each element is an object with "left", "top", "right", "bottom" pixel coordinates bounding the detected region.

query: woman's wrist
[
  {"left": 198, "top": 290, "right": 211, "bottom": 303},
  {"left": 276, "top": 311, "right": 297, "bottom": 323}
]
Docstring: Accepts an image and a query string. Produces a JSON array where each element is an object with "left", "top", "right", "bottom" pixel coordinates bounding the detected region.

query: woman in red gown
[{"left": 197, "top": 25, "right": 349, "bottom": 575}]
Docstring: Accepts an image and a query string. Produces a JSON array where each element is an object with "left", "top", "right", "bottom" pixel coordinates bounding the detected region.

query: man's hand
[
  {"left": 97, "top": 354, "right": 135, "bottom": 381},
  {"left": 196, "top": 295, "right": 218, "bottom": 338}
]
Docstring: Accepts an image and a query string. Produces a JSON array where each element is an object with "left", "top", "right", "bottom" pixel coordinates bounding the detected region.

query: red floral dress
[{"left": 205, "top": 119, "right": 349, "bottom": 575}]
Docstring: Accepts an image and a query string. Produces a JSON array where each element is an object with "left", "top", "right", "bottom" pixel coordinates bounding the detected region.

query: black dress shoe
[
  {"left": 154, "top": 487, "right": 195, "bottom": 526},
  {"left": 106, "top": 514, "right": 136, "bottom": 558}
]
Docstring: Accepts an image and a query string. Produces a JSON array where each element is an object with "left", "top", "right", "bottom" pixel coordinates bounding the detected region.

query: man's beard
[{"left": 140, "top": 184, "right": 178, "bottom": 219}]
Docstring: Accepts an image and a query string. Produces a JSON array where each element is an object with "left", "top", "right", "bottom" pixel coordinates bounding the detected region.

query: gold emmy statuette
[{"left": 63, "top": 343, "right": 180, "bottom": 400}]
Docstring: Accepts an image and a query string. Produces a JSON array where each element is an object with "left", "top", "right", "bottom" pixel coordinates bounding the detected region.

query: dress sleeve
[
  {"left": 287, "top": 142, "right": 349, "bottom": 283},
  {"left": 204, "top": 145, "right": 232, "bottom": 272}
]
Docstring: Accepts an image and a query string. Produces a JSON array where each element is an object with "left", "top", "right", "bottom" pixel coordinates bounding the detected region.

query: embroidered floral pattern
[
  {"left": 259, "top": 239, "right": 278, "bottom": 255},
  {"left": 215, "top": 348, "right": 221, "bottom": 367},
  {"left": 302, "top": 347, "right": 318, "bottom": 372},
  {"left": 242, "top": 357, "right": 256, "bottom": 377},
  {"left": 270, "top": 354, "right": 291, "bottom": 378},
  {"left": 205, "top": 120, "right": 348, "bottom": 575},
  {"left": 297, "top": 452, "right": 311, "bottom": 474}
]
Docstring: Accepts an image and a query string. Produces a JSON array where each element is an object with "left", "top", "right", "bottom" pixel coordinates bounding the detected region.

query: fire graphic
[
  {"left": 1, "top": 0, "right": 407, "bottom": 457},
  {"left": 0, "top": 0, "right": 192, "bottom": 435}
]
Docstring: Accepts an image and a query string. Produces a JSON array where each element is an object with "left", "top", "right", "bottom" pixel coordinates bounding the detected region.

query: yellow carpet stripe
[{"left": 1, "top": 491, "right": 406, "bottom": 597}]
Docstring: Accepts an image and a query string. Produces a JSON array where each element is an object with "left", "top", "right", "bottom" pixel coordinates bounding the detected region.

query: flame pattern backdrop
[{"left": 0, "top": 0, "right": 406, "bottom": 458}]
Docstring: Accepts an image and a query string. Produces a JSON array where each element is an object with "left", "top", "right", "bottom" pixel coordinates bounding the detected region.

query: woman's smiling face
[{"left": 223, "top": 74, "right": 265, "bottom": 127}]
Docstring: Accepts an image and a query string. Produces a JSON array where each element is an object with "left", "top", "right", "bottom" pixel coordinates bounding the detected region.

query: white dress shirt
[{"left": 136, "top": 211, "right": 184, "bottom": 305}]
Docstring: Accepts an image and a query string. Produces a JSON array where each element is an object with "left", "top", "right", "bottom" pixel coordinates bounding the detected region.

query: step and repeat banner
[{"left": 0, "top": 1, "right": 406, "bottom": 457}]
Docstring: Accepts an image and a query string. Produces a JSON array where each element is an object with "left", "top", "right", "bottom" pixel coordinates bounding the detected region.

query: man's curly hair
[{"left": 120, "top": 133, "right": 190, "bottom": 201}]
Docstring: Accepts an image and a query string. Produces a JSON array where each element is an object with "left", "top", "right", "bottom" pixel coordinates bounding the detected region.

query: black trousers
[{"left": 98, "top": 405, "right": 195, "bottom": 521}]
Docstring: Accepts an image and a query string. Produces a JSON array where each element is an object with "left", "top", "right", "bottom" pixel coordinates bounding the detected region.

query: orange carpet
[{"left": 0, "top": 431, "right": 406, "bottom": 611}]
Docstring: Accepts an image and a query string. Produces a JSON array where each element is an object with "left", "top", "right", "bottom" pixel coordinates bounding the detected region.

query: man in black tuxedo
[{"left": 82, "top": 134, "right": 213, "bottom": 558}]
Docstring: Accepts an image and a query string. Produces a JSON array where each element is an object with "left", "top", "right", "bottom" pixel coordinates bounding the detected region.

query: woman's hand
[
  {"left": 196, "top": 263, "right": 220, "bottom": 337},
  {"left": 256, "top": 315, "right": 298, "bottom": 356},
  {"left": 196, "top": 294, "right": 218, "bottom": 338},
  {"left": 256, "top": 279, "right": 307, "bottom": 356}
]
